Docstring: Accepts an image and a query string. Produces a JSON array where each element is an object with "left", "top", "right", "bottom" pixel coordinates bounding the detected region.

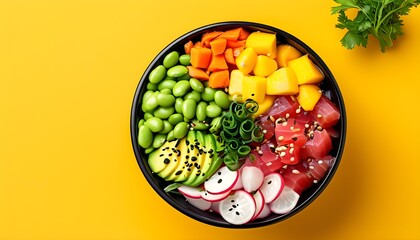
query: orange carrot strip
[
  {"left": 208, "top": 54, "right": 228, "bottom": 72},
  {"left": 187, "top": 66, "right": 210, "bottom": 81},
  {"left": 209, "top": 38, "right": 227, "bottom": 55},
  {"left": 238, "top": 28, "right": 251, "bottom": 40},
  {"left": 190, "top": 47, "right": 212, "bottom": 69},
  {"left": 224, "top": 48, "right": 235, "bottom": 65},
  {"left": 184, "top": 40, "right": 193, "bottom": 54},
  {"left": 208, "top": 70, "right": 230, "bottom": 88},
  {"left": 216, "top": 27, "right": 242, "bottom": 40},
  {"left": 226, "top": 40, "right": 246, "bottom": 48},
  {"left": 201, "top": 31, "right": 223, "bottom": 47}
]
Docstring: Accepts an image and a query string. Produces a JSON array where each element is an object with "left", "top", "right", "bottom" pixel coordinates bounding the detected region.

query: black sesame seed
[
  {"left": 175, "top": 170, "right": 182, "bottom": 175},
  {"left": 159, "top": 154, "right": 164, "bottom": 157},
  {"left": 186, "top": 155, "right": 189, "bottom": 159},
  {"left": 191, "top": 156, "right": 197, "bottom": 162},
  {"left": 190, "top": 145, "right": 194, "bottom": 150},
  {"left": 236, "top": 211, "right": 240, "bottom": 215},
  {"left": 186, "top": 140, "right": 190, "bottom": 145},
  {"left": 163, "top": 158, "right": 170, "bottom": 164},
  {"left": 218, "top": 179, "right": 222, "bottom": 184},
  {"left": 217, "top": 171, "right": 221, "bottom": 175},
  {"left": 229, "top": 208, "right": 233, "bottom": 211},
  {"left": 268, "top": 180, "right": 272, "bottom": 185}
]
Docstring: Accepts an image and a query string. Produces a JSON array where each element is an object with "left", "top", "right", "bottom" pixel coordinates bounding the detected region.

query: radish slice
[
  {"left": 256, "top": 203, "right": 271, "bottom": 219},
  {"left": 201, "top": 189, "right": 231, "bottom": 202},
  {"left": 269, "top": 186, "right": 300, "bottom": 214},
  {"left": 220, "top": 190, "right": 256, "bottom": 225},
  {"left": 185, "top": 196, "right": 211, "bottom": 211},
  {"left": 204, "top": 166, "right": 238, "bottom": 194},
  {"left": 178, "top": 185, "right": 202, "bottom": 199},
  {"left": 231, "top": 171, "right": 243, "bottom": 190},
  {"left": 252, "top": 190, "right": 265, "bottom": 220},
  {"left": 210, "top": 201, "right": 221, "bottom": 214},
  {"left": 259, "top": 172, "right": 284, "bottom": 203},
  {"left": 241, "top": 166, "right": 264, "bottom": 193}
]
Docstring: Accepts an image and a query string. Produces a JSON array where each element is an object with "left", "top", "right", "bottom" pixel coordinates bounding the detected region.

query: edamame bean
[
  {"left": 179, "top": 54, "right": 191, "bottom": 66},
  {"left": 149, "top": 65, "right": 166, "bottom": 84},
  {"left": 177, "top": 73, "right": 190, "bottom": 81},
  {"left": 160, "top": 120, "right": 173, "bottom": 134},
  {"left": 206, "top": 104, "right": 222, "bottom": 118},
  {"left": 141, "top": 90, "right": 154, "bottom": 112},
  {"left": 163, "top": 51, "right": 179, "bottom": 69},
  {"left": 175, "top": 98, "right": 184, "bottom": 113},
  {"left": 147, "top": 82, "right": 158, "bottom": 91},
  {"left": 144, "top": 92, "right": 160, "bottom": 112},
  {"left": 160, "top": 88, "right": 172, "bottom": 95},
  {"left": 157, "top": 93, "right": 175, "bottom": 107},
  {"left": 145, "top": 117, "right": 164, "bottom": 132},
  {"left": 167, "top": 65, "right": 188, "bottom": 78},
  {"left": 153, "top": 133, "right": 167, "bottom": 149},
  {"left": 184, "top": 91, "right": 201, "bottom": 102},
  {"left": 172, "top": 80, "right": 190, "bottom": 97},
  {"left": 157, "top": 79, "right": 176, "bottom": 91},
  {"left": 196, "top": 102, "right": 207, "bottom": 121},
  {"left": 145, "top": 146, "right": 155, "bottom": 154},
  {"left": 191, "top": 119, "right": 209, "bottom": 130},
  {"left": 153, "top": 106, "right": 175, "bottom": 119},
  {"left": 166, "top": 130, "right": 175, "bottom": 141},
  {"left": 138, "top": 125, "right": 153, "bottom": 148},
  {"left": 214, "top": 90, "right": 230, "bottom": 109},
  {"left": 138, "top": 119, "right": 145, "bottom": 128},
  {"left": 144, "top": 112, "right": 153, "bottom": 121},
  {"left": 173, "top": 122, "right": 189, "bottom": 139},
  {"left": 182, "top": 99, "right": 196, "bottom": 120},
  {"left": 201, "top": 87, "right": 216, "bottom": 102},
  {"left": 190, "top": 78, "right": 204, "bottom": 93},
  {"left": 168, "top": 113, "right": 183, "bottom": 125}
]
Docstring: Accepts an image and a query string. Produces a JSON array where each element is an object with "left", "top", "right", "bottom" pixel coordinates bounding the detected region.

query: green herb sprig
[{"left": 331, "top": 0, "right": 420, "bottom": 52}]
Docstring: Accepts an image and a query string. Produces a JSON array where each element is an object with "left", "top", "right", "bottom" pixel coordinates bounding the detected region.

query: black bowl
[{"left": 130, "top": 21, "right": 346, "bottom": 228}]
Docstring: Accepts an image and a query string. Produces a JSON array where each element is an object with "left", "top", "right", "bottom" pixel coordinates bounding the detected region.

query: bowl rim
[{"left": 130, "top": 21, "right": 347, "bottom": 228}]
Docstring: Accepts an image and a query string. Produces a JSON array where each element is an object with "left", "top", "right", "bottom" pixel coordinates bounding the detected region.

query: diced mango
[
  {"left": 276, "top": 44, "right": 302, "bottom": 67},
  {"left": 288, "top": 54, "right": 324, "bottom": 85},
  {"left": 245, "top": 32, "right": 277, "bottom": 58},
  {"left": 266, "top": 67, "right": 299, "bottom": 95},
  {"left": 253, "top": 95, "right": 276, "bottom": 117},
  {"left": 235, "top": 47, "right": 257, "bottom": 74},
  {"left": 242, "top": 76, "right": 266, "bottom": 104},
  {"left": 228, "top": 69, "right": 244, "bottom": 96},
  {"left": 253, "top": 55, "right": 278, "bottom": 77},
  {"left": 297, "top": 84, "right": 322, "bottom": 111}
]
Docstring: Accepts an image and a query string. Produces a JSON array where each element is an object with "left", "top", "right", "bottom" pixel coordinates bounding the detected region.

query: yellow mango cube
[
  {"left": 253, "top": 95, "right": 276, "bottom": 117},
  {"left": 245, "top": 31, "right": 277, "bottom": 58},
  {"left": 276, "top": 44, "right": 302, "bottom": 67},
  {"left": 297, "top": 84, "right": 322, "bottom": 111},
  {"left": 235, "top": 47, "right": 258, "bottom": 74},
  {"left": 266, "top": 67, "right": 299, "bottom": 95},
  {"left": 288, "top": 54, "right": 324, "bottom": 85},
  {"left": 228, "top": 69, "right": 244, "bottom": 96},
  {"left": 253, "top": 55, "right": 278, "bottom": 77},
  {"left": 242, "top": 76, "right": 266, "bottom": 104}
]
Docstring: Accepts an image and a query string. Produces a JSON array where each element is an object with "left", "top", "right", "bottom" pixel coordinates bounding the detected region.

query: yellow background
[{"left": 1, "top": 0, "right": 419, "bottom": 239}]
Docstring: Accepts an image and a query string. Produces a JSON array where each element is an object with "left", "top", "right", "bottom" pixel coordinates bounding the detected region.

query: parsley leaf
[{"left": 331, "top": 0, "right": 420, "bottom": 52}]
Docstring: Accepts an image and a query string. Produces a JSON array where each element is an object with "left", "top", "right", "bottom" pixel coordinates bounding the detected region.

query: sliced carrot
[
  {"left": 201, "top": 31, "right": 223, "bottom": 47},
  {"left": 209, "top": 38, "right": 227, "bottom": 55},
  {"left": 187, "top": 66, "right": 210, "bottom": 81},
  {"left": 193, "top": 41, "right": 204, "bottom": 48},
  {"left": 184, "top": 40, "right": 193, "bottom": 54},
  {"left": 226, "top": 40, "right": 246, "bottom": 48},
  {"left": 216, "top": 27, "right": 242, "bottom": 40},
  {"left": 224, "top": 48, "right": 235, "bottom": 65},
  {"left": 233, "top": 46, "right": 244, "bottom": 57},
  {"left": 238, "top": 28, "right": 251, "bottom": 40},
  {"left": 208, "top": 70, "right": 230, "bottom": 89},
  {"left": 208, "top": 54, "right": 228, "bottom": 72},
  {"left": 190, "top": 47, "right": 212, "bottom": 69}
]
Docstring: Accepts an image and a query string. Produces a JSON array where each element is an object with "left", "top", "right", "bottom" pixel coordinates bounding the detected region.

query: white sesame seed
[
  {"left": 292, "top": 169, "right": 300, "bottom": 174},
  {"left": 305, "top": 124, "right": 310, "bottom": 128},
  {"left": 313, "top": 180, "right": 318, "bottom": 184},
  {"left": 290, "top": 157, "right": 295, "bottom": 161},
  {"left": 290, "top": 143, "right": 294, "bottom": 148},
  {"left": 258, "top": 150, "right": 263, "bottom": 155},
  {"left": 296, "top": 108, "right": 301, "bottom": 114},
  {"left": 278, "top": 136, "right": 284, "bottom": 141},
  {"left": 282, "top": 121, "right": 288, "bottom": 126},
  {"left": 318, "top": 160, "right": 323, "bottom": 164},
  {"left": 280, "top": 151, "right": 286, "bottom": 157},
  {"left": 309, "top": 165, "right": 315, "bottom": 169},
  {"left": 285, "top": 113, "right": 290, "bottom": 119},
  {"left": 269, "top": 116, "right": 275, "bottom": 122},
  {"left": 289, "top": 148, "right": 294, "bottom": 154},
  {"left": 256, "top": 146, "right": 261, "bottom": 151},
  {"left": 266, "top": 162, "right": 272, "bottom": 166},
  {"left": 262, "top": 129, "right": 267, "bottom": 134},
  {"left": 290, "top": 126, "right": 294, "bottom": 130},
  {"left": 317, "top": 114, "right": 322, "bottom": 118},
  {"left": 283, "top": 165, "right": 288, "bottom": 169},
  {"left": 317, "top": 126, "right": 323, "bottom": 131}
]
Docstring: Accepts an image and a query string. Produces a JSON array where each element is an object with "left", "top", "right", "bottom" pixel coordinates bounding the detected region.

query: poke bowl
[{"left": 130, "top": 21, "right": 346, "bottom": 228}]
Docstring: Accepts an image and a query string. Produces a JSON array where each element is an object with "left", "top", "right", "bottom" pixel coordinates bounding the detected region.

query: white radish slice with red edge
[
  {"left": 259, "top": 172, "right": 284, "bottom": 203},
  {"left": 241, "top": 166, "right": 264, "bottom": 193},
  {"left": 204, "top": 166, "right": 238, "bottom": 194},
  {"left": 251, "top": 190, "right": 265, "bottom": 220},
  {"left": 201, "top": 189, "right": 231, "bottom": 202},
  {"left": 231, "top": 171, "right": 243, "bottom": 190},
  {"left": 220, "top": 190, "right": 256, "bottom": 225},
  {"left": 256, "top": 203, "right": 271, "bottom": 219},
  {"left": 210, "top": 201, "right": 221, "bottom": 214},
  {"left": 269, "top": 186, "right": 300, "bottom": 214},
  {"left": 185, "top": 196, "right": 211, "bottom": 211},
  {"left": 178, "top": 185, "right": 202, "bottom": 199}
]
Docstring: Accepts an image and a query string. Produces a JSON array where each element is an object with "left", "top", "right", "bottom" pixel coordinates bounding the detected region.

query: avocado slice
[
  {"left": 148, "top": 139, "right": 179, "bottom": 174},
  {"left": 157, "top": 139, "right": 184, "bottom": 180},
  {"left": 182, "top": 131, "right": 208, "bottom": 186},
  {"left": 166, "top": 131, "right": 197, "bottom": 182}
]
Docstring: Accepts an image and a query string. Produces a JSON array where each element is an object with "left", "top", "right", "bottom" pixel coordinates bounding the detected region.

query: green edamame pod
[
  {"left": 138, "top": 125, "right": 153, "bottom": 148},
  {"left": 153, "top": 133, "right": 167, "bottom": 149},
  {"left": 167, "top": 65, "right": 188, "bottom": 78},
  {"left": 172, "top": 80, "right": 191, "bottom": 97},
  {"left": 160, "top": 120, "right": 173, "bottom": 134},
  {"left": 184, "top": 91, "right": 201, "bottom": 102},
  {"left": 157, "top": 79, "right": 176, "bottom": 91},
  {"left": 163, "top": 51, "right": 179, "bottom": 69},
  {"left": 149, "top": 65, "right": 166, "bottom": 84},
  {"left": 206, "top": 104, "right": 222, "bottom": 118},
  {"left": 189, "top": 78, "right": 204, "bottom": 93},
  {"left": 168, "top": 113, "right": 183, "bottom": 125},
  {"left": 179, "top": 54, "right": 191, "bottom": 66},
  {"left": 182, "top": 98, "right": 196, "bottom": 120},
  {"left": 153, "top": 106, "right": 175, "bottom": 119},
  {"left": 174, "top": 98, "right": 184, "bottom": 113},
  {"left": 173, "top": 122, "right": 189, "bottom": 139},
  {"left": 157, "top": 93, "right": 175, "bottom": 107},
  {"left": 196, "top": 102, "right": 207, "bottom": 121},
  {"left": 145, "top": 117, "right": 164, "bottom": 132},
  {"left": 214, "top": 90, "right": 231, "bottom": 109},
  {"left": 201, "top": 87, "right": 216, "bottom": 102}
]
